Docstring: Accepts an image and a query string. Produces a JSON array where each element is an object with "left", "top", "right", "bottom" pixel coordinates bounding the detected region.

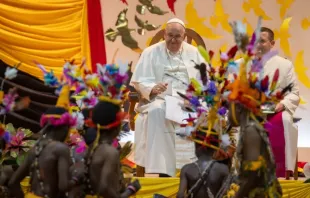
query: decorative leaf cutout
[
  {"left": 5, "top": 123, "right": 16, "bottom": 135},
  {"left": 19, "top": 128, "right": 33, "bottom": 138},
  {"left": 22, "top": 140, "right": 36, "bottom": 148},
  {"left": 17, "top": 152, "right": 27, "bottom": 166},
  {"left": 10, "top": 150, "right": 18, "bottom": 158}
]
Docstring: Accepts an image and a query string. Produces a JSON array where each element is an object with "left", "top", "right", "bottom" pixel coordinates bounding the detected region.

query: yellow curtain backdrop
[
  {"left": 0, "top": 0, "right": 91, "bottom": 80},
  {"left": 128, "top": 178, "right": 310, "bottom": 198}
]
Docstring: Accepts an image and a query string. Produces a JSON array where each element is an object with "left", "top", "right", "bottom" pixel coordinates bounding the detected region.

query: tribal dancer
[
  {"left": 80, "top": 63, "right": 140, "bottom": 198},
  {"left": 9, "top": 84, "right": 82, "bottom": 198},
  {"left": 223, "top": 18, "right": 292, "bottom": 198},
  {"left": 176, "top": 43, "right": 238, "bottom": 197}
]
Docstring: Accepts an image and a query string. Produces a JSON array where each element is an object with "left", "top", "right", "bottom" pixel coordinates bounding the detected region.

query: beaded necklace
[{"left": 28, "top": 138, "right": 52, "bottom": 198}]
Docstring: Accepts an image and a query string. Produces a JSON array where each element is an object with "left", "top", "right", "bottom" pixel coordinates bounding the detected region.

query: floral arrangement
[
  {"left": 0, "top": 123, "right": 35, "bottom": 165},
  {"left": 66, "top": 129, "right": 87, "bottom": 154}
]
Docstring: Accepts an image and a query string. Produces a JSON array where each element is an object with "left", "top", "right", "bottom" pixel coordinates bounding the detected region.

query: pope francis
[{"left": 130, "top": 18, "right": 205, "bottom": 177}]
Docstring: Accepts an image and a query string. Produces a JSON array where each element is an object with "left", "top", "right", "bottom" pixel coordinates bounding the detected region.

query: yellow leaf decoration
[
  {"left": 242, "top": 0, "right": 271, "bottom": 20},
  {"left": 185, "top": 0, "right": 221, "bottom": 39},
  {"left": 301, "top": 18, "right": 310, "bottom": 30},
  {"left": 243, "top": 18, "right": 254, "bottom": 36},
  {"left": 209, "top": 0, "right": 232, "bottom": 33},
  {"left": 294, "top": 51, "right": 310, "bottom": 88},
  {"left": 277, "top": 0, "right": 295, "bottom": 20},
  {"left": 274, "top": 17, "right": 292, "bottom": 58}
]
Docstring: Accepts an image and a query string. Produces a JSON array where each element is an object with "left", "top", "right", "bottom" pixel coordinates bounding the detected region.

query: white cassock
[
  {"left": 130, "top": 41, "right": 205, "bottom": 176},
  {"left": 263, "top": 55, "right": 299, "bottom": 171},
  {"left": 235, "top": 55, "right": 300, "bottom": 172}
]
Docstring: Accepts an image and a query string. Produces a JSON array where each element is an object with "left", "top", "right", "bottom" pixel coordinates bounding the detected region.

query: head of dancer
[
  {"left": 40, "top": 85, "right": 75, "bottom": 142},
  {"left": 91, "top": 100, "right": 125, "bottom": 142}
]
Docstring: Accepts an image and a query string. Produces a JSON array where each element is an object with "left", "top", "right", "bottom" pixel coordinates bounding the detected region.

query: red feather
[
  {"left": 120, "top": 0, "right": 128, "bottom": 5},
  {"left": 209, "top": 50, "right": 215, "bottom": 60},
  {"left": 270, "top": 69, "right": 279, "bottom": 91},
  {"left": 166, "top": 0, "right": 177, "bottom": 14},
  {"left": 227, "top": 45, "right": 238, "bottom": 59},
  {"left": 260, "top": 76, "right": 269, "bottom": 92}
]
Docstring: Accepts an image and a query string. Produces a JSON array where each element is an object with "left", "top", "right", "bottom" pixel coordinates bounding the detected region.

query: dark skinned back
[
  {"left": 9, "top": 140, "right": 71, "bottom": 198},
  {"left": 88, "top": 143, "right": 121, "bottom": 197},
  {"left": 177, "top": 158, "right": 229, "bottom": 198}
]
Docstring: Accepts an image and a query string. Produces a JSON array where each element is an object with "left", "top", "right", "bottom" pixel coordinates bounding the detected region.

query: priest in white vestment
[
  {"left": 235, "top": 27, "right": 300, "bottom": 177},
  {"left": 130, "top": 18, "right": 205, "bottom": 176}
]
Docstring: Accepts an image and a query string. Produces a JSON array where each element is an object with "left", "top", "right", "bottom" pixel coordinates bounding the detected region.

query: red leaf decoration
[
  {"left": 167, "top": 0, "right": 177, "bottom": 14},
  {"left": 120, "top": 0, "right": 128, "bottom": 5}
]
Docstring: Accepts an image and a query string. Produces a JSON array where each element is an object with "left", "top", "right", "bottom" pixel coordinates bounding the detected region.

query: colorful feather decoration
[
  {"left": 260, "top": 76, "right": 269, "bottom": 92},
  {"left": 35, "top": 61, "right": 59, "bottom": 87},
  {"left": 194, "top": 63, "right": 208, "bottom": 85},
  {"left": 270, "top": 69, "right": 279, "bottom": 92},
  {"left": 227, "top": 45, "right": 238, "bottom": 60}
]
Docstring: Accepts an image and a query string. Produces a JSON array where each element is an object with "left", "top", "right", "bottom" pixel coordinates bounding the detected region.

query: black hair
[
  {"left": 82, "top": 108, "right": 92, "bottom": 120},
  {"left": 92, "top": 101, "right": 121, "bottom": 127},
  {"left": 82, "top": 127, "right": 97, "bottom": 146},
  {"left": 260, "top": 27, "right": 274, "bottom": 41}
]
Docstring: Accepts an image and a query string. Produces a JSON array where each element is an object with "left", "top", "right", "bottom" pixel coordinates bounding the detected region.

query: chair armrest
[{"left": 128, "top": 91, "right": 140, "bottom": 131}]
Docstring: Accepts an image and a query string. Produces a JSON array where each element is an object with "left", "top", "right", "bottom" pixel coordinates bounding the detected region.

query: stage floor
[{"left": 129, "top": 177, "right": 310, "bottom": 198}]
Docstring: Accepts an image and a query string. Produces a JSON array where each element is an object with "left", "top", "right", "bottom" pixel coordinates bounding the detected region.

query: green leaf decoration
[
  {"left": 22, "top": 140, "right": 36, "bottom": 148},
  {"left": 17, "top": 153, "right": 27, "bottom": 166},
  {"left": 19, "top": 128, "right": 33, "bottom": 138},
  {"left": 5, "top": 123, "right": 16, "bottom": 135},
  {"left": 10, "top": 150, "right": 18, "bottom": 158}
]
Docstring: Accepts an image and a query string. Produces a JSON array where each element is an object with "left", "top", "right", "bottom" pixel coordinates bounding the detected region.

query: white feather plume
[
  {"left": 5, "top": 67, "right": 18, "bottom": 80},
  {"left": 72, "top": 111, "right": 85, "bottom": 130},
  {"left": 221, "top": 134, "right": 231, "bottom": 148}
]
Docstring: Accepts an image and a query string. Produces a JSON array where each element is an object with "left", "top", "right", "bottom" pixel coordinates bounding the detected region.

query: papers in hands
[{"left": 165, "top": 95, "right": 197, "bottom": 124}]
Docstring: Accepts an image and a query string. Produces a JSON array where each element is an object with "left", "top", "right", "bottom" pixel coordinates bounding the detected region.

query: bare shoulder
[
  {"left": 180, "top": 163, "right": 192, "bottom": 172},
  {"left": 97, "top": 144, "right": 119, "bottom": 160},
  {"left": 214, "top": 162, "right": 229, "bottom": 175},
  {"left": 52, "top": 141, "right": 70, "bottom": 156},
  {"left": 180, "top": 163, "right": 194, "bottom": 177}
]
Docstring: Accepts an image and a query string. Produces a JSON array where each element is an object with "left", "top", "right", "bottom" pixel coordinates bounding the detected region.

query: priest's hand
[
  {"left": 151, "top": 83, "right": 168, "bottom": 95},
  {"left": 275, "top": 103, "right": 285, "bottom": 113}
]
